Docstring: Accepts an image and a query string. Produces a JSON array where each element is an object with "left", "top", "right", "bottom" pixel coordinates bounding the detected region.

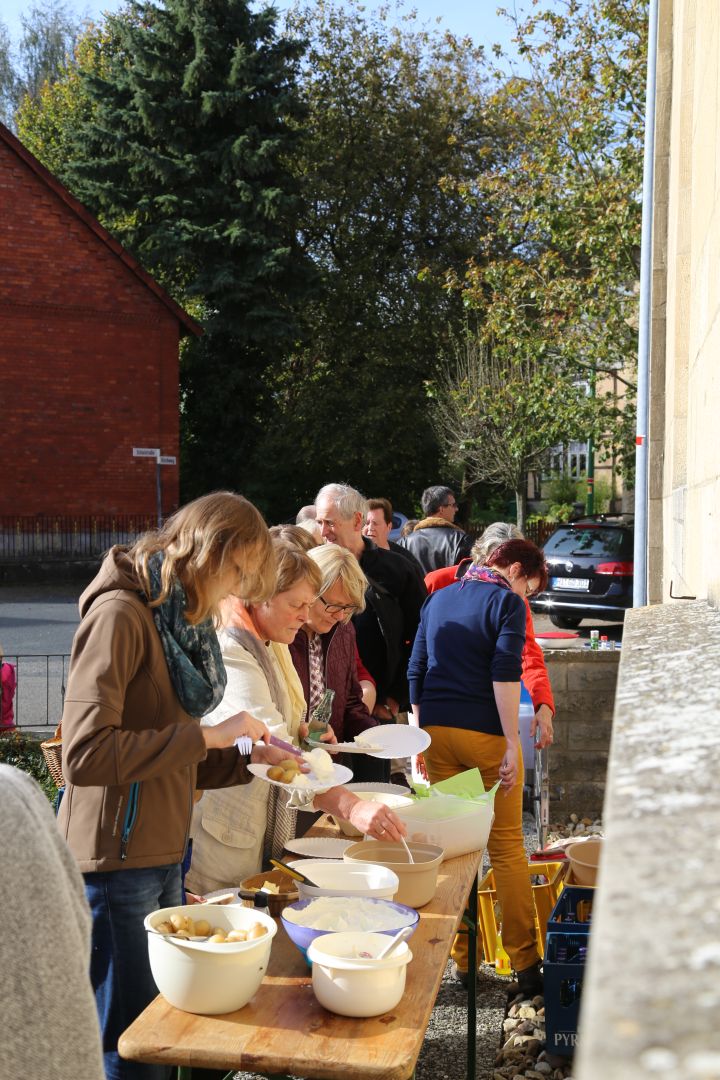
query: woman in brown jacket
[{"left": 59, "top": 492, "right": 283, "bottom": 1080}]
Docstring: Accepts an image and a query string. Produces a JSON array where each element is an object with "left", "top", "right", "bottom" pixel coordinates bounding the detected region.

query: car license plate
[{"left": 551, "top": 577, "right": 590, "bottom": 591}]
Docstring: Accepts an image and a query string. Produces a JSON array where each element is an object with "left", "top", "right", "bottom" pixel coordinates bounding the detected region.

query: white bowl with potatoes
[{"left": 144, "top": 903, "right": 276, "bottom": 1014}]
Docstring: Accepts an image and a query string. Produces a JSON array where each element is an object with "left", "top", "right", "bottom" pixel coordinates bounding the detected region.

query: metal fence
[
  {"left": 3, "top": 654, "right": 70, "bottom": 730},
  {"left": 0, "top": 515, "right": 155, "bottom": 560}
]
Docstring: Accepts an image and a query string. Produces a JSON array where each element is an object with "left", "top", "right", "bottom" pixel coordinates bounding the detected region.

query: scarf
[
  {"left": 460, "top": 564, "right": 513, "bottom": 591},
  {"left": 224, "top": 603, "right": 306, "bottom": 738},
  {"left": 145, "top": 552, "right": 226, "bottom": 718}
]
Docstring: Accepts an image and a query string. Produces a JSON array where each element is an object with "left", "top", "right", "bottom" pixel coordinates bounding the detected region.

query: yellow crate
[{"left": 477, "top": 860, "right": 566, "bottom": 962}]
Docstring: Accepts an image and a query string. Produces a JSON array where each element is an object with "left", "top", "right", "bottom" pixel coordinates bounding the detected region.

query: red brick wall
[{"left": 0, "top": 136, "right": 181, "bottom": 517}]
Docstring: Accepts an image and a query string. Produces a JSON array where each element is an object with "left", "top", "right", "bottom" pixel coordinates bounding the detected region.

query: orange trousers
[{"left": 424, "top": 726, "right": 540, "bottom": 974}]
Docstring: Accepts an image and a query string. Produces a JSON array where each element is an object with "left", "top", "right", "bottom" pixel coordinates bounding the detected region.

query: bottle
[
  {"left": 305, "top": 688, "right": 336, "bottom": 745},
  {"left": 495, "top": 930, "right": 512, "bottom": 976},
  {"left": 590, "top": 630, "right": 600, "bottom": 651},
  {"left": 600, "top": 635, "right": 609, "bottom": 650}
]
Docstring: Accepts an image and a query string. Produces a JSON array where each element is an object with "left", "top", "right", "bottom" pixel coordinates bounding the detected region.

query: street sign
[
  {"left": 158, "top": 456, "right": 177, "bottom": 465},
  {"left": 132, "top": 447, "right": 160, "bottom": 458}
]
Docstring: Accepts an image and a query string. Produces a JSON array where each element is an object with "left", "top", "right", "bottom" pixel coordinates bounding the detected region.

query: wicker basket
[{"left": 41, "top": 723, "right": 65, "bottom": 789}]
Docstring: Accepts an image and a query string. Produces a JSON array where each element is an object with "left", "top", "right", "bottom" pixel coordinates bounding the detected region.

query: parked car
[
  {"left": 530, "top": 515, "right": 634, "bottom": 628},
  {"left": 388, "top": 511, "right": 409, "bottom": 541}
]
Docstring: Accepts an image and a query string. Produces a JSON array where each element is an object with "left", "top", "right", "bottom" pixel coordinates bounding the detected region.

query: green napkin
[{"left": 411, "top": 768, "right": 500, "bottom": 804}]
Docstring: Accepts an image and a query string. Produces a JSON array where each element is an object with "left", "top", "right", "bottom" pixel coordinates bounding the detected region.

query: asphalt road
[{"left": 0, "top": 582, "right": 623, "bottom": 729}]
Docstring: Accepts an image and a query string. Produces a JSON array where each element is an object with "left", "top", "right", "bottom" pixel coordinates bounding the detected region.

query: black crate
[
  {"left": 547, "top": 886, "right": 594, "bottom": 934},
  {"left": 544, "top": 958, "right": 585, "bottom": 1057}
]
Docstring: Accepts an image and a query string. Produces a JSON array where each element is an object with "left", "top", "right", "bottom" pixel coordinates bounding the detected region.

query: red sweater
[{"left": 424, "top": 561, "right": 555, "bottom": 715}]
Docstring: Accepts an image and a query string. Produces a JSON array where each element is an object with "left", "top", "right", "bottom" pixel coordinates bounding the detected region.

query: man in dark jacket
[
  {"left": 397, "top": 485, "right": 473, "bottom": 573},
  {"left": 314, "top": 483, "right": 426, "bottom": 722}
]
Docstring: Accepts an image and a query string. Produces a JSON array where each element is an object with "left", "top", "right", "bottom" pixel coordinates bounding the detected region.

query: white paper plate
[
  {"left": 247, "top": 762, "right": 353, "bottom": 792},
  {"left": 355, "top": 724, "right": 431, "bottom": 759},
  {"left": 315, "top": 740, "right": 383, "bottom": 754},
  {"left": 283, "top": 837, "right": 354, "bottom": 859}
]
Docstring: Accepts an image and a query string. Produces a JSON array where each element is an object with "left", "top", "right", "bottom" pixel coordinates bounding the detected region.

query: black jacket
[
  {"left": 397, "top": 517, "right": 473, "bottom": 574},
  {"left": 353, "top": 538, "right": 427, "bottom": 707}
]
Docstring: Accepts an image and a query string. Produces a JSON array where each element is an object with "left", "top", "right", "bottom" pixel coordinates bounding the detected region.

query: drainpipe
[{"left": 633, "top": 0, "right": 660, "bottom": 608}]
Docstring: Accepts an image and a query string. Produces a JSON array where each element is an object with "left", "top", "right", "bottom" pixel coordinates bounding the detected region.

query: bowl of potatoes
[{"left": 144, "top": 903, "right": 277, "bottom": 1014}]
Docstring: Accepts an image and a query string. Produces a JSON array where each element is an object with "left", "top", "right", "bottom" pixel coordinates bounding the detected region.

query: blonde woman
[
  {"left": 187, "top": 541, "right": 405, "bottom": 897},
  {"left": 58, "top": 492, "right": 284, "bottom": 1080}
]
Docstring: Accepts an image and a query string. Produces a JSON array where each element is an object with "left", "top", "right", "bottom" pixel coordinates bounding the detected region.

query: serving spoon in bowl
[{"left": 356, "top": 925, "right": 414, "bottom": 960}]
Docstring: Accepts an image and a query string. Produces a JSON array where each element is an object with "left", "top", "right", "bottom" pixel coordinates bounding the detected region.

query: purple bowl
[{"left": 280, "top": 896, "right": 420, "bottom": 965}]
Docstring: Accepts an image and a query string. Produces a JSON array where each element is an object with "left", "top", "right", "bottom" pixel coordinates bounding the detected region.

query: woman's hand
[
  {"left": 317, "top": 725, "right": 338, "bottom": 744},
  {"left": 499, "top": 742, "right": 520, "bottom": 793},
  {"left": 414, "top": 753, "right": 428, "bottom": 781},
  {"left": 531, "top": 705, "right": 554, "bottom": 749},
  {"left": 347, "top": 799, "right": 407, "bottom": 842},
  {"left": 202, "top": 711, "right": 269, "bottom": 751},
  {"left": 250, "top": 743, "right": 307, "bottom": 768}
]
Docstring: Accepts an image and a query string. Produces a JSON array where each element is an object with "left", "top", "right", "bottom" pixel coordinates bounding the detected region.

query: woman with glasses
[
  {"left": 187, "top": 540, "right": 404, "bottom": 897},
  {"left": 408, "top": 538, "right": 548, "bottom": 996},
  {"left": 290, "top": 543, "right": 385, "bottom": 784}
]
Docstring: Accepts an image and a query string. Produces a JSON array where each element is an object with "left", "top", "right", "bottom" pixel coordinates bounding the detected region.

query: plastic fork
[{"left": 235, "top": 735, "right": 253, "bottom": 755}]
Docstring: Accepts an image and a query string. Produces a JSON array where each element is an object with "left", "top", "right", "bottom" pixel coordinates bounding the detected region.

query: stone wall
[{"left": 543, "top": 649, "right": 619, "bottom": 818}]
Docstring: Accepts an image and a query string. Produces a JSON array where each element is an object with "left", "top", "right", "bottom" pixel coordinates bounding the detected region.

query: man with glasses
[
  {"left": 314, "top": 483, "right": 426, "bottom": 733},
  {"left": 397, "top": 485, "right": 473, "bottom": 574}
]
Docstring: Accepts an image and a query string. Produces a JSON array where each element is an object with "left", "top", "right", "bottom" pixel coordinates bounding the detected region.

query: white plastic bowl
[
  {"left": 393, "top": 796, "right": 494, "bottom": 861},
  {"left": 144, "top": 903, "right": 277, "bottom": 1015},
  {"left": 307, "top": 930, "right": 412, "bottom": 1017},
  {"left": 333, "top": 791, "right": 414, "bottom": 837},
  {"left": 343, "top": 840, "right": 443, "bottom": 908},
  {"left": 290, "top": 859, "right": 400, "bottom": 900}
]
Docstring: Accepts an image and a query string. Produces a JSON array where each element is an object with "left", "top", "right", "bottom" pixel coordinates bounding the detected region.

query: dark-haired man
[{"left": 397, "top": 485, "right": 473, "bottom": 573}]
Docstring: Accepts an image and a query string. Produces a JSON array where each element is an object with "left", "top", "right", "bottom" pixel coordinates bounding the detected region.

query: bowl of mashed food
[{"left": 280, "top": 895, "right": 419, "bottom": 963}]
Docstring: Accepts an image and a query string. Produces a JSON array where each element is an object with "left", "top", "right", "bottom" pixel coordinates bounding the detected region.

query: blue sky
[{"left": 1, "top": 0, "right": 530, "bottom": 57}]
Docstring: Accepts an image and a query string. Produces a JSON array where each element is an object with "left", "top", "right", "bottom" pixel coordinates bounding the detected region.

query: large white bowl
[
  {"left": 393, "top": 796, "right": 494, "bottom": 861},
  {"left": 290, "top": 859, "right": 400, "bottom": 900},
  {"left": 332, "top": 791, "right": 414, "bottom": 837},
  {"left": 308, "top": 930, "right": 412, "bottom": 1017},
  {"left": 343, "top": 840, "right": 443, "bottom": 908},
  {"left": 144, "top": 903, "right": 276, "bottom": 1015}
]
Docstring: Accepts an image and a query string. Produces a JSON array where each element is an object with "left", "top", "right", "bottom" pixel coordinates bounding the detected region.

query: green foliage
[
  {"left": 442, "top": 0, "right": 645, "bottom": 480},
  {"left": 0, "top": 0, "right": 86, "bottom": 127},
  {"left": 546, "top": 471, "right": 580, "bottom": 507},
  {"left": 50, "top": 0, "right": 314, "bottom": 501},
  {"left": 248, "top": 0, "right": 498, "bottom": 518},
  {"left": 0, "top": 732, "right": 55, "bottom": 802}
]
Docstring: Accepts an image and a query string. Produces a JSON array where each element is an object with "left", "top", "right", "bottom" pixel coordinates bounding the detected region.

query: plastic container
[
  {"left": 477, "top": 861, "right": 565, "bottom": 961},
  {"left": 544, "top": 930, "right": 589, "bottom": 1056},
  {"left": 547, "top": 886, "right": 594, "bottom": 933},
  {"left": 307, "top": 931, "right": 412, "bottom": 1017},
  {"left": 565, "top": 838, "right": 602, "bottom": 886},
  {"left": 332, "top": 791, "right": 414, "bottom": 837},
  {"left": 144, "top": 904, "right": 276, "bottom": 1015},
  {"left": 281, "top": 896, "right": 419, "bottom": 963},
  {"left": 392, "top": 795, "right": 494, "bottom": 861},
  {"left": 343, "top": 840, "right": 443, "bottom": 908},
  {"left": 519, "top": 683, "right": 536, "bottom": 774},
  {"left": 289, "top": 860, "right": 399, "bottom": 901}
]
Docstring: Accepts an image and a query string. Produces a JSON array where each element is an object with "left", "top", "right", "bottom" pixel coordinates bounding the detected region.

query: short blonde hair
[
  {"left": 128, "top": 491, "right": 275, "bottom": 624},
  {"left": 307, "top": 543, "right": 367, "bottom": 615}
]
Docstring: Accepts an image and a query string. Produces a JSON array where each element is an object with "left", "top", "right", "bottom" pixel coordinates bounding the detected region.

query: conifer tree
[{"left": 65, "top": 0, "right": 311, "bottom": 499}]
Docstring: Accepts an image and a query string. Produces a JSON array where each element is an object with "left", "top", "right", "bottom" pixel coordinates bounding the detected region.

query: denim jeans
[{"left": 84, "top": 863, "right": 182, "bottom": 1080}]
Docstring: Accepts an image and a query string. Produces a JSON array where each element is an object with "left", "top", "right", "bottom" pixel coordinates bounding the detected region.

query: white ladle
[
  {"left": 399, "top": 836, "right": 415, "bottom": 864},
  {"left": 375, "top": 926, "right": 415, "bottom": 960}
]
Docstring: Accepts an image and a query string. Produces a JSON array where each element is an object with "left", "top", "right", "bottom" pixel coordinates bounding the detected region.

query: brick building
[{"left": 0, "top": 122, "right": 200, "bottom": 518}]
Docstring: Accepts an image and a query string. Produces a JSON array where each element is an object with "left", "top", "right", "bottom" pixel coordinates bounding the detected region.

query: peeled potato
[
  {"left": 279, "top": 758, "right": 300, "bottom": 772},
  {"left": 193, "top": 919, "right": 211, "bottom": 937},
  {"left": 156, "top": 920, "right": 175, "bottom": 935},
  {"left": 267, "top": 765, "right": 285, "bottom": 781},
  {"left": 227, "top": 929, "right": 248, "bottom": 942},
  {"left": 281, "top": 769, "right": 298, "bottom": 783},
  {"left": 170, "top": 914, "right": 186, "bottom": 931},
  {"left": 208, "top": 932, "right": 227, "bottom": 944},
  {"left": 247, "top": 923, "right": 267, "bottom": 939}
]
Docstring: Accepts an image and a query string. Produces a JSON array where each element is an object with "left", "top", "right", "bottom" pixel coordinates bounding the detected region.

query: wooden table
[{"left": 119, "top": 819, "right": 482, "bottom": 1080}]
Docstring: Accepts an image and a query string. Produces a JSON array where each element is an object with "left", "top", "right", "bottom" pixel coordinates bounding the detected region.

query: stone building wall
[{"left": 543, "top": 649, "right": 619, "bottom": 819}]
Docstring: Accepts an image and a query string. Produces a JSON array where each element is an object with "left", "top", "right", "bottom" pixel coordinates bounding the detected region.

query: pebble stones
[{"left": 494, "top": 993, "right": 575, "bottom": 1080}]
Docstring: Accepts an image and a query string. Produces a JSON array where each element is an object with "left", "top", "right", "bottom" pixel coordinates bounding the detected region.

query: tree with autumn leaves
[{"left": 432, "top": 0, "right": 645, "bottom": 522}]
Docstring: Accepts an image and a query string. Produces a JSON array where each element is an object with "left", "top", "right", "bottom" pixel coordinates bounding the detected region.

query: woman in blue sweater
[{"left": 408, "top": 538, "right": 547, "bottom": 994}]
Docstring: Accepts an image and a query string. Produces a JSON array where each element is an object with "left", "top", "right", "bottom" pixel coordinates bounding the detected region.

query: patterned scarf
[
  {"left": 145, "top": 552, "right": 227, "bottom": 717},
  {"left": 460, "top": 564, "right": 513, "bottom": 591}
]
